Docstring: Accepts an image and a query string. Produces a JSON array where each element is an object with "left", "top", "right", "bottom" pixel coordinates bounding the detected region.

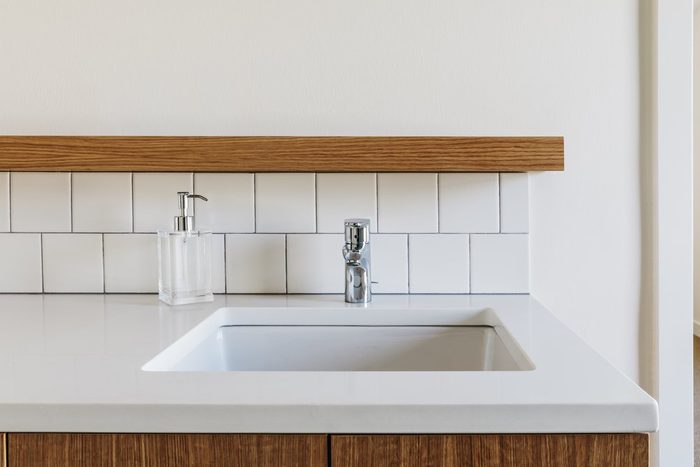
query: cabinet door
[
  {"left": 1, "top": 433, "right": 5, "bottom": 467},
  {"left": 330, "top": 434, "right": 649, "bottom": 467},
  {"left": 7, "top": 433, "right": 327, "bottom": 467}
]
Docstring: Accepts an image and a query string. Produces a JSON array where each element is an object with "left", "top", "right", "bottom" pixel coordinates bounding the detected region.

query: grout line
[
  {"left": 0, "top": 291, "right": 529, "bottom": 296},
  {"left": 0, "top": 230, "right": 523, "bottom": 236},
  {"left": 69, "top": 172, "right": 73, "bottom": 232},
  {"left": 101, "top": 233, "right": 106, "bottom": 293},
  {"left": 498, "top": 173, "right": 502, "bottom": 233},
  {"left": 39, "top": 234, "right": 45, "bottom": 293},
  {"left": 7, "top": 172, "right": 12, "bottom": 232},
  {"left": 467, "top": 233, "right": 472, "bottom": 293},
  {"left": 190, "top": 172, "right": 195, "bottom": 219},
  {"left": 253, "top": 173, "right": 258, "bottom": 233},
  {"left": 249, "top": 173, "right": 255, "bottom": 233},
  {"left": 406, "top": 234, "right": 411, "bottom": 294},
  {"left": 436, "top": 173, "right": 441, "bottom": 233},
  {"left": 375, "top": 173, "right": 381, "bottom": 232},
  {"left": 4, "top": 231, "right": 157, "bottom": 235},
  {"left": 223, "top": 234, "right": 228, "bottom": 294},
  {"left": 284, "top": 234, "right": 289, "bottom": 293},
  {"left": 372, "top": 173, "right": 378, "bottom": 232},
  {"left": 192, "top": 172, "right": 197, "bottom": 219},
  {"left": 525, "top": 173, "right": 530, "bottom": 234},
  {"left": 130, "top": 172, "right": 135, "bottom": 233}
]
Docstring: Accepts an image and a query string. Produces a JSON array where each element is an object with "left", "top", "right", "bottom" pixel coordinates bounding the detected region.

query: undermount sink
[{"left": 143, "top": 308, "right": 534, "bottom": 372}]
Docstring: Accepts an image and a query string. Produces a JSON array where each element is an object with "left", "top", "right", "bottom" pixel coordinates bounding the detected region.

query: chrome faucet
[{"left": 343, "top": 219, "right": 372, "bottom": 303}]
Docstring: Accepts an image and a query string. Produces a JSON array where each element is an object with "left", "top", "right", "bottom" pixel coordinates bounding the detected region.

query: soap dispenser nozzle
[{"left": 174, "top": 191, "right": 208, "bottom": 232}]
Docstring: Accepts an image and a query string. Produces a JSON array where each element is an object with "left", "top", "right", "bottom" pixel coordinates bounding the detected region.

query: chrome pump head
[{"left": 174, "top": 192, "right": 208, "bottom": 232}]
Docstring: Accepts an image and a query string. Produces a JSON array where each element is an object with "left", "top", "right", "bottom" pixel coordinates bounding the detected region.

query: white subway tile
[
  {"left": 287, "top": 234, "right": 344, "bottom": 293},
  {"left": 439, "top": 173, "right": 498, "bottom": 233},
  {"left": 225, "top": 234, "right": 286, "bottom": 293},
  {"left": 471, "top": 234, "right": 529, "bottom": 293},
  {"left": 133, "top": 173, "right": 193, "bottom": 232},
  {"left": 0, "top": 234, "right": 42, "bottom": 292},
  {"left": 408, "top": 234, "right": 469, "bottom": 293},
  {"left": 194, "top": 173, "right": 254, "bottom": 233},
  {"left": 371, "top": 234, "right": 408, "bottom": 293},
  {"left": 317, "top": 174, "right": 377, "bottom": 233},
  {"left": 43, "top": 234, "right": 103, "bottom": 293},
  {"left": 255, "top": 174, "right": 315, "bottom": 233},
  {"left": 378, "top": 173, "right": 438, "bottom": 233},
  {"left": 72, "top": 173, "right": 132, "bottom": 232},
  {"left": 0, "top": 173, "right": 8, "bottom": 232},
  {"left": 500, "top": 173, "right": 529, "bottom": 233},
  {"left": 212, "top": 234, "right": 226, "bottom": 293},
  {"left": 11, "top": 173, "right": 71, "bottom": 232},
  {"left": 104, "top": 234, "right": 158, "bottom": 293}
]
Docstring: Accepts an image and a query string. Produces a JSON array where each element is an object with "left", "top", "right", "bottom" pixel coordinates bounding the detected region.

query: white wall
[
  {"left": 694, "top": 7, "right": 700, "bottom": 333},
  {"left": 0, "top": 1, "right": 643, "bottom": 379}
]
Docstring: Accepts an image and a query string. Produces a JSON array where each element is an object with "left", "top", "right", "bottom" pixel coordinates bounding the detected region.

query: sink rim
[{"left": 142, "top": 307, "right": 535, "bottom": 372}]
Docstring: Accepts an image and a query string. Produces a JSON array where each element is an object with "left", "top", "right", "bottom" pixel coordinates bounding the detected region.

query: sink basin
[{"left": 143, "top": 308, "right": 534, "bottom": 372}]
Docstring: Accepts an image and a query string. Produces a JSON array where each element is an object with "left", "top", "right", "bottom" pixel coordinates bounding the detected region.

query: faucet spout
[
  {"left": 346, "top": 263, "right": 369, "bottom": 299},
  {"left": 343, "top": 219, "right": 372, "bottom": 304}
]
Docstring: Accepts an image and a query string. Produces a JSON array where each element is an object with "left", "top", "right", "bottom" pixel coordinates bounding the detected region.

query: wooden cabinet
[
  {"left": 6, "top": 434, "right": 327, "bottom": 467},
  {"left": 330, "top": 434, "right": 649, "bottom": 467},
  {"left": 3, "top": 433, "right": 648, "bottom": 467}
]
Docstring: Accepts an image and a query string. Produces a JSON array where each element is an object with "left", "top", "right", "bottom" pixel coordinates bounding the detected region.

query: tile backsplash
[{"left": 0, "top": 172, "right": 529, "bottom": 294}]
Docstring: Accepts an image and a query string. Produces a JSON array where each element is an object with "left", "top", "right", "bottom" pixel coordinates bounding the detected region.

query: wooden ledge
[{"left": 0, "top": 136, "right": 563, "bottom": 172}]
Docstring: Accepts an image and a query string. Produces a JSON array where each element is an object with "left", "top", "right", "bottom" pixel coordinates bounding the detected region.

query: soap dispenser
[{"left": 158, "top": 192, "right": 213, "bottom": 305}]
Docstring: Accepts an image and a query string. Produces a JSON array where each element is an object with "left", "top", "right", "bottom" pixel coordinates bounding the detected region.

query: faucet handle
[{"left": 344, "top": 218, "right": 370, "bottom": 248}]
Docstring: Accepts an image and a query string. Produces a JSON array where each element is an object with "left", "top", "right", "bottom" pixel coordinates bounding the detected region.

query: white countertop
[{"left": 0, "top": 294, "right": 658, "bottom": 433}]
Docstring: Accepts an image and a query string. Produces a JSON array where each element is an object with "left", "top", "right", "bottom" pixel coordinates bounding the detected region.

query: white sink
[{"left": 143, "top": 308, "right": 534, "bottom": 372}]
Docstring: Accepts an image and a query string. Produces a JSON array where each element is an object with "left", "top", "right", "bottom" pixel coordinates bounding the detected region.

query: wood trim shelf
[{"left": 0, "top": 136, "right": 563, "bottom": 172}]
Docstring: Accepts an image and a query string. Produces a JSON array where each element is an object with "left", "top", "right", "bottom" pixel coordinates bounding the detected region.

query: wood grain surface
[
  {"left": 0, "top": 136, "right": 564, "bottom": 172},
  {"left": 7, "top": 433, "right": 327, "bottom": 467},
  {"left": 6, "top": 432, "right": 646, "bottom": 466},
  {"left": 330, "top": 434, "right": 648, "bottom": 467}
]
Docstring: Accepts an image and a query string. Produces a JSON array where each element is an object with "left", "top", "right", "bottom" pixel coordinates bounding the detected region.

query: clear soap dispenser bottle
[{"left": 158, "top": 192, "right": 213, "bottom": 305}]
